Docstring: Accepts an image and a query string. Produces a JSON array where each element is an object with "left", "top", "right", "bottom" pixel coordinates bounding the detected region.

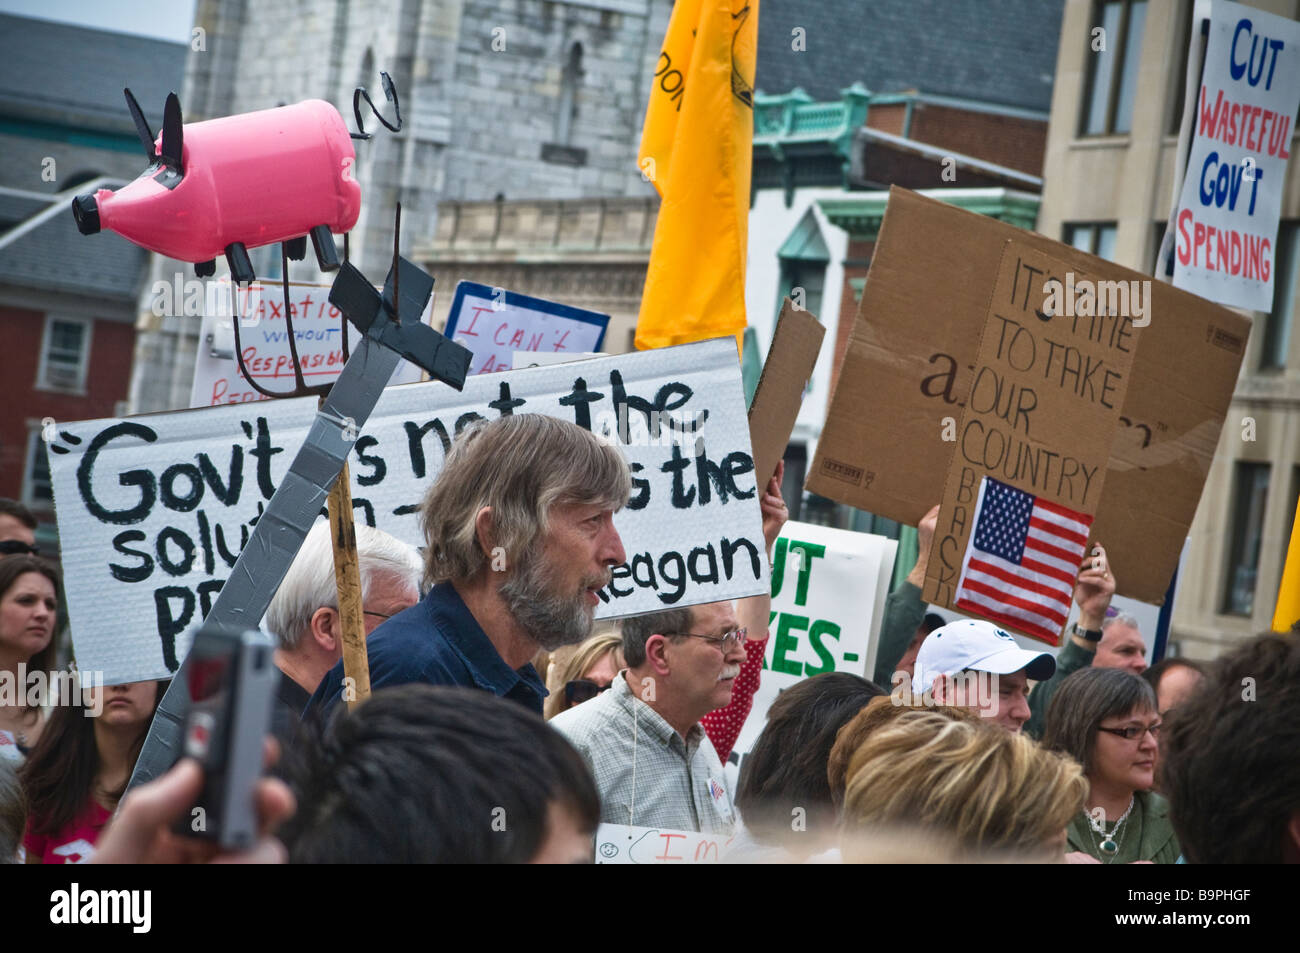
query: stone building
[
  {"left": 128, "top": 0, "right": 671, "bottom": 413},
  {"left": 1037, "top": 0, "right": 1300, "bottom": 657}
]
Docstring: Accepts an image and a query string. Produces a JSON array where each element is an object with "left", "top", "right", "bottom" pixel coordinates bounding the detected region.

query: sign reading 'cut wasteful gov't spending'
[
  {"left": 48, "top": 338, "right": 766, "bottom": 684},
  {"left": 1171, "top": 0, "right": 1300, "bottom": 311}
]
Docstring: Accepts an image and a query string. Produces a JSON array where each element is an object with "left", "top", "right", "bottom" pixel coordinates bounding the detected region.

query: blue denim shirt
[{"left": 306, "top": 581, "right": 548, "bottom": 718}]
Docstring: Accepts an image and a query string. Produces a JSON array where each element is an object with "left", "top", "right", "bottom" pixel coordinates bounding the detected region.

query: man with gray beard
[{"left": 307, "top": 415, "right": 630, "bottom": 717}]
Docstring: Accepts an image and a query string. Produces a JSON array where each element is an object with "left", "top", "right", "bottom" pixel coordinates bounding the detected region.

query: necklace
[{"left": 1086, "top": 796, "right": 1134, "bottom": 861}]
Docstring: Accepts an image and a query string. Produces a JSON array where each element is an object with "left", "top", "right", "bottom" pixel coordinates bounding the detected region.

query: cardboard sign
[
  {"left": 807, "top": 187, "right": 1249, "bottom": 603},
  {"left": 48, "top": 338, "right": 766, "bottom": 684},
  {"left": 445, "top": 281, "right": 609, "bottom": 375},
  {"left": 724, "top": 521, "right": 896, "bottom": 790},
  {"left": 921, "top": 241, "right": 1138, "bottom": 642},
  {"left": 595, "top": 824, "right": 734, "bottom": 863},
  {"left": 1171, "top": 0, "right": 1300, "bottom": 311},
  {"left": 747, "top": 298, "right": 826, "bottom": 487},
  {"left": 189, "top": 279, "right": 425, "bottom": 407}
]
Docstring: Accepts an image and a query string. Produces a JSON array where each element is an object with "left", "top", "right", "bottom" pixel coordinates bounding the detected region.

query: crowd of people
[{"left": 0, "top": 414, "right": 1297, "bottom": 864}]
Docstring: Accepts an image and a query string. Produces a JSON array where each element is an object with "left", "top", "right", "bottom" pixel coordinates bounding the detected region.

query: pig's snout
[{"left": 72, "top": 193, "right": 100, "bottom": 235}]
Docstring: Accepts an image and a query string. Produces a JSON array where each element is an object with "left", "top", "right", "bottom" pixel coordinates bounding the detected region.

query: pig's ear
[
  {"left": 160, "top": 93, "right": 184, "bottom": 173},
  {"left": 123, "top": 88, "right": 157, "bottom": 162}
]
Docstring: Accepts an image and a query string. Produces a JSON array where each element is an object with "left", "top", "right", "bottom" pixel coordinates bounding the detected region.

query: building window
[
  {"left": 1221, "top": 461, "right": 1270, "bottom": 616},
  {"left": 557, "top": 42, "right": 584, "bottom": 145},
  {"left": 1064, "top": 222, "right": 1118, "bottom": 262},
  {"left": 1151, "top": 220, "right": 1168, "bottom": 276},
  {"left": 541, "top": 42, "right": 588, "bottom": 166},
  {"left": 775, "top": 207, "right": 829, "bottom": 327},
  {"left": 1080, "top": 0, "right": 1148, "bottom": 136},
  {"left": 1260, "top": 222, "right": 1299, "bottom": 371},
  {"left": 23, "top": 427, "right": 53, "bottom": 508},
  {"left": 1168, "top": 1, "right": 1194, "bottom": 135},
  {"left": 36, "top": 315, "right": 92, "bottom": 393}
]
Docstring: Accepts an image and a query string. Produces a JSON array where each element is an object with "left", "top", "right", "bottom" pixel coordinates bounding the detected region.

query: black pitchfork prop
[{"left": 129, "top": 203, "right": 472, "bottom": 789}]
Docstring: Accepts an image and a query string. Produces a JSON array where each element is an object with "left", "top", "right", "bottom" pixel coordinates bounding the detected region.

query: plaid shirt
[{"left": 551, "top": 672, "right": 736, "bottom": 835}]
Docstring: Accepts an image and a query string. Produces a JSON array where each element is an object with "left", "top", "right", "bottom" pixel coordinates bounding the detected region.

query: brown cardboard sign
[
  {"left": 748, "top": 297, "right": 826, "bottom": 487},
  {"left": 808, "top": 187, "right": 1249, "bottom": 603},
  {"left": 921, "top": 240, "right": 1138, "bottom": 643}
]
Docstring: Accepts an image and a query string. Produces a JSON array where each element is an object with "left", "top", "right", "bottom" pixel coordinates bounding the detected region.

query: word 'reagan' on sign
[
  {"left": 921, "top": 240, "right": 1138, "bottom": 644},
  {"left": 444, "top": 281, "right": 610, "bottom": 376},
  {"left": 48, "top": 338, "right": 766, "bottom": 684}
]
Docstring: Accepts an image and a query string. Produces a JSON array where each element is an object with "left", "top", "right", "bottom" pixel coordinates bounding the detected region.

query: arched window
[{"left": 555, "top": 42, "right": 584, "bottom": 146}]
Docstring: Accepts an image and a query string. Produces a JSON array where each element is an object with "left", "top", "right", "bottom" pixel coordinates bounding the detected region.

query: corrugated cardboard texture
[
  {"left": 748, "top": 297, "right": 826, "bottom": 486},
  {"left": 808, "top": 187, "right": 1249, "bottom": 603},
  {"left": 920, "top": 240, "right": 1138, "bottom": 642}
]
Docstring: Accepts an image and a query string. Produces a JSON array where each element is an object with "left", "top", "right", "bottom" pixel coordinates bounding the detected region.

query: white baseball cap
[{"left": 911, "top": 619, "right": 1055, "bottom": 694}]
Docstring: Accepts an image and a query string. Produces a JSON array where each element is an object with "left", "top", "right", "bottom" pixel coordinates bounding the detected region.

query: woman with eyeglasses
[
  {"left": 544, "top": 630, "right": 624, "bottom": 720},
  {"left": 0, "top": 556, "right": 60, "bottom": 763},
  {"left": 1042, "top": 666, "right": 1180, "bottom": 864}
]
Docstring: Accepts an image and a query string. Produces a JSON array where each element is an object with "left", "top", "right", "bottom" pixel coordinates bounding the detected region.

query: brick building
[
  {"left": 0, "top": 15, "right": 186, "bottom": 552},
  {"left": 746, "top": 0, "right": 1064, "bottom": 529}
]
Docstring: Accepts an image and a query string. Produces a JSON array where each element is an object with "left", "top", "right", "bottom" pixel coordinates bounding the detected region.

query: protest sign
[
  {"left": 189, "top": 279, "right": 425, "bottom": 407},
  {"left": 48, "top": 338, "right": 766, "bottom": 684},
  {"left": 723, "top": 521, "right": 896, "bottom": 790},
  {"left": 445, "top": 281, "right": 609, "bottom": 375},
  {"left": 595, "top": 824, "right": 734, "bottom": 863},
  {"left": 807, "top": 187, "right": 1249, "bottom": 603},
  {"left": 747, "top": 297, "right": 826, "bottom": 487},
  {"left": 920, "top": 241, "right": 1138, "bottom": 644},
  {"left": 1170, "top": 0, "right": 1300, "bottom": 312}
]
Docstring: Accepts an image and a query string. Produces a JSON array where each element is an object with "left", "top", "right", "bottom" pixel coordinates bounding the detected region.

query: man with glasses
[
  {"left": 265, "top": 520, "right": 422, "bottom": 750},
  {"left": 0, "top": 499, "right": 39, "bottom": 555},
  {"left": 550, "top": 600, "right": 748, "bottom": 835}
]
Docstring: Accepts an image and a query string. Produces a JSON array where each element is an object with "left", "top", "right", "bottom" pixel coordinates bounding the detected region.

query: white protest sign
[
  {"left": 1172, "top": 0, "right": 1300, "bottom": 311},
  {"left": 595, "top": 823, "right": 735, "bottom": 863},
  {"left": 188, "top": 279, "right": 425, "bottom": 407},
  {"left": 723, "top": 522, "right": 897, "bottom": 789},
  {"left": 48, "top": 338, "right": 766, "bottom": 684},
  {"left": 445, "top": 281, "right": 609, "bottom": 375}
]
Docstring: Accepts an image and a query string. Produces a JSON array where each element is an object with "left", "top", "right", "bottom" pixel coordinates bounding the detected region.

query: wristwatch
[{"left": 1072, "top": 622, "right": 1103, "bottom": 643}]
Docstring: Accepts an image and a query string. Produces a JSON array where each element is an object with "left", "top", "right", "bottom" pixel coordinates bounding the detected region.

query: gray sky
[{"left": 0, "top": 0, "right": 197, "bottom": 43}]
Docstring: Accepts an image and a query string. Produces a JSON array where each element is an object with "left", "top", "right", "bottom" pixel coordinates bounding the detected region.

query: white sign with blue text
[{"left": 1172, "top": 0, "right": 1300, "bottom": 311}]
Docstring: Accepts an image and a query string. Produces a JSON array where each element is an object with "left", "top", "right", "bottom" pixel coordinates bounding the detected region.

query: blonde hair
[
  {"left": 841, "top": 708, "right": 1086, "bottom": 859},
  {"left": 827, "top": 696, "right": 980, "bottom": 809},
  {"left": 544, "top": 629, "right": 624, "bottom": 720},
  {"left": 418, "top": 415, "right": 631, "bottom": 588}
]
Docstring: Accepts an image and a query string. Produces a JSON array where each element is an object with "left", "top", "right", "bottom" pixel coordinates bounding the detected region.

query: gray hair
[
  {"left": 1102, "top": 612, "right": 1142, "bottom": 633},
  {"left": 418, "top": 415, "right": 631, "bottom": 588},
  {"left": 266, "top": 520, "right": 422, "bottom": 651},
  {"left": 1041, "top": 667, "right": 1157, "bottom": 775},
  {"left": 620, "top": 606, "right": 693, "bottom": 669}
]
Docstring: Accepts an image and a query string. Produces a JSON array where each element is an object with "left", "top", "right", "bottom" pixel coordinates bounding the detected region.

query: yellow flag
[
  {"left": 1273, "top": 495, "right": 1300, "bottom": 632},
  {"left": 635, "top": 0, "right": 758, "bottom": 352}
]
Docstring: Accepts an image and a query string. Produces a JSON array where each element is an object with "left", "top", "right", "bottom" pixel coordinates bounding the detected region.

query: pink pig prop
[{"left": 73, "top": 91, "right": 360, "bottom": 284}]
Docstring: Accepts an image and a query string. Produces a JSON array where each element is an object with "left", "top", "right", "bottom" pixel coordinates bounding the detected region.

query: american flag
[{"left": 955, "top": 477, "right": 1092, "bottom": 645}]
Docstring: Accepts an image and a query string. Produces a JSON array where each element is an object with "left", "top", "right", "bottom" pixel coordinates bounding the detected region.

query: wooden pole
[{"left": 327, "top": 458, "right": 371, "bottom": 709}]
